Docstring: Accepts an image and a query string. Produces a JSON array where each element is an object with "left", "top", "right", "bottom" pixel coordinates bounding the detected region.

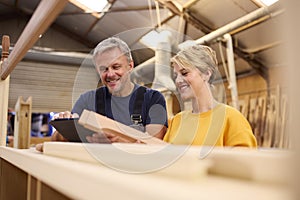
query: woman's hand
[
  {"left": 86, "top": 131, "right": 111, "bottom": 143},
  {"left": 86, "top": 131, "right": 133, "bottom": 143}
]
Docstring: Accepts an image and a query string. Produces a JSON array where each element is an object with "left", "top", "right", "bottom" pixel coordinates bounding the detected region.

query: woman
[{"left": 163, "top": 44, "right": 257, "bottom": 147}]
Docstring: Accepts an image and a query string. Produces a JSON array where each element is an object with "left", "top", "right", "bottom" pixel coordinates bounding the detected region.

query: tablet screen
[{"left": 49, "top": 118, "right": 94, "bottom": 142}]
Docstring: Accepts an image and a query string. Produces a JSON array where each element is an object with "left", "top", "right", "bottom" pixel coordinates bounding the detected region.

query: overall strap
[
  {"left": 96, "top": 86, "right": 146, "bottom": 124},
  {"left": 131, "top": 86, "right": 147, "bottom": 124},
  {"left": 95, "top": 87, "right": 106, "bottom": 115}
]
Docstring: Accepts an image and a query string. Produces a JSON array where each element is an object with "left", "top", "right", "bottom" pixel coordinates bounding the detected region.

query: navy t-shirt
[{"left": 72, "top": 85, "right": 168, "bottom": 128}]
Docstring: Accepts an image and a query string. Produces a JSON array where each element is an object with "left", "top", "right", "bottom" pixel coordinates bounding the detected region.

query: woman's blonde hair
[{"left": 171, "top": 44, "right": 218, "bottom": 84}]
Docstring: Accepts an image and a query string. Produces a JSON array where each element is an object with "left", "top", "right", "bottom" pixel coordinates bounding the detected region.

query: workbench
[{"left": 0, "top": 144, "right": 294, "bottom": 200}]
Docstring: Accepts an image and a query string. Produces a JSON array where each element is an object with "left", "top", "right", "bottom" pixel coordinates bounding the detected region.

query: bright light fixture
[
  {"left": 69, "top": 0, "right": 109, "bottom": 18},
  {"left": 255, "top": 0, "right": 279, "bottom": 6},
  {"left": 75, "top": 0, "right": 108, "bottom": 12}
]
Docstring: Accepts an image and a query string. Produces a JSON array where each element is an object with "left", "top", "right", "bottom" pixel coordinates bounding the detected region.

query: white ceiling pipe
[
  {"left": 152, "top": 30, "right": 176, "bottom": 91},
  {"left": 224, "top": 33, "right": 239, "bottom": 109},
  {"left": 195, "top": 6, "right": 273, "bottom": 45},
  {"left": 130, "top": 57, "right": 155, "bottom": 84},
  {"left": 133, "top": 6, "right": 274, "bottom": 78}
]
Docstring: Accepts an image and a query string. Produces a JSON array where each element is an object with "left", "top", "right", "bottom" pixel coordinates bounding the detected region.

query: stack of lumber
[{"left": 238, "top": 85, "right": 288, "bottom": 148}]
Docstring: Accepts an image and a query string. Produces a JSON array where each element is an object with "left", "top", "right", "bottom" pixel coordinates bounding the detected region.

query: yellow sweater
[{"left": 163, "top": 104, "right": 257, "bottom": 147}]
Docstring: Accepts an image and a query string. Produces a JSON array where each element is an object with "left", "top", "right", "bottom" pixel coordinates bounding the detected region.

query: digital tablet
[{"left": 49, "top": 118, "right": 94, "bottom": 142}]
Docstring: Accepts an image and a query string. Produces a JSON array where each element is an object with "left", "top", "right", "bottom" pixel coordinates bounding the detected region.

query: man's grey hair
[{"left": 93, "top": 37, "right": 133, "bottom": 65}]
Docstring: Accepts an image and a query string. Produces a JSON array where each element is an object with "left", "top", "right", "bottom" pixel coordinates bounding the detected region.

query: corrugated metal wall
[{"left": 8, "top": 61, "right": 99, "bottom": 113}]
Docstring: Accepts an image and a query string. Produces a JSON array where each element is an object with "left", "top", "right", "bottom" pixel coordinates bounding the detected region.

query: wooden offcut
[
  {"left": 13, "top": 97, "right": 32, "bottom": 149},
  {"left": 79, "top": 109, "right": 167, "bottom": 145}
]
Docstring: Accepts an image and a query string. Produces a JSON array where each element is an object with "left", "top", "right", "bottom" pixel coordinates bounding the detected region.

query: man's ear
[{"left": 129, "top": 60, "right": 134, "bottom": 71}]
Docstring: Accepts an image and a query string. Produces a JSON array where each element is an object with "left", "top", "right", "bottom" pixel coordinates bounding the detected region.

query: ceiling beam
[
  {"left": 1, "top": 0, "right": 69, "bottom": 80},
  {"left": 60, "top": 6, "right": 162, "bottom": 16},
  {"left": 182, "top": 11, "right": 213, "bottom": 34},
  {"left": 188, "top": 6, "right": 279, "bottom": 81},
  {"left": 233, "top": 45, "right": 269, "bottom": 81},
  {"left": 0, "top": 1, "right": 96, "bottom": 50},
  {"left": 155, "top": 1, "right": 282, "bottom": 81}
]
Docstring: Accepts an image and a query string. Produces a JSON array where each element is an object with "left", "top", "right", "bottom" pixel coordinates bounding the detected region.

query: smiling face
[
  {"left": 171, "top": 44, "right": 218, "bottom": 103},
  {"left": 173, "top": 62, "right": 209, "bottom": 102},
  {"left": 95, "top": 47, "right": 133, "bottom": 96}
]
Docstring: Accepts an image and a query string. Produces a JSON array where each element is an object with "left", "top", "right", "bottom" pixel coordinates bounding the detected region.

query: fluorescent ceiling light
[
  {"left": 69, "top": 0, "right": 109, "bottom": 18},
  {"left": 254, "top": 0, "right": 279, "bottom": 6}
]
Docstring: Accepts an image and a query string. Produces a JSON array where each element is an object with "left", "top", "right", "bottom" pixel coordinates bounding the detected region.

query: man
[{"left": 52, "top": 37, "right": 168, "bottom": 143}]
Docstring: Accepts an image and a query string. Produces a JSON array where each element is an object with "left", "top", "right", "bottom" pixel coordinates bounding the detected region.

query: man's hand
[
  {"left": 86, "top": 131, "right": 111, "bottom": 143},
  {"left": 53, "top": 111, "right": 79, "bottom": 119},
  {"left": 35, "top": 130, "right": 68, "bottom": 152},
  {"left": 51, "top": 111, "right": 79, "bottom": 142}
]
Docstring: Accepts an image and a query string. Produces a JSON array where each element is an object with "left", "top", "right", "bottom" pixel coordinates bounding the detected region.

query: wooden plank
[
  {"left": 13, "top": 97, "right": 32, "bottom": 149},
  {"left": 1, "top": 146, "right": 293, "bottom": 200},
  {"left": 241, "top": 95, "right": 250, "bottom": 118},
  {"left": 253, "top": 96, "right": 261, "bottom": 142},
  {"left": 79, "top": 109, "right": 167, "bottom": 145},
  {"left": 0, "top": 159, "right": 28, "bottom": 200},
  {"left": 262, "top": 95, "right": 276, "bottom": 148},
  {"left": 279, "top": 95, "right": 287, "bottom": 148},
  {"left": 273, "top": 85, "right": 281, "bottom": 147},
  {"left": 0, "top": 0, "right": 68, "bottom": 80},
  {"left": 253, "top": 96, "right": 266, "bottom": 146},
  {"left": 259, "top": 95, "right": 267, "bottom": 145},
  {"left": 0, "top": 77, "right": 10, "bottom": 146},
  {"left": 0, "top": 35, "right": 10, "bottom": 146},
  {"left": 41, "top": 182, "right": 71, "bottom": 200},
  {"left": 248, "top": 97, "right": 257, "bottom": 131}
]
